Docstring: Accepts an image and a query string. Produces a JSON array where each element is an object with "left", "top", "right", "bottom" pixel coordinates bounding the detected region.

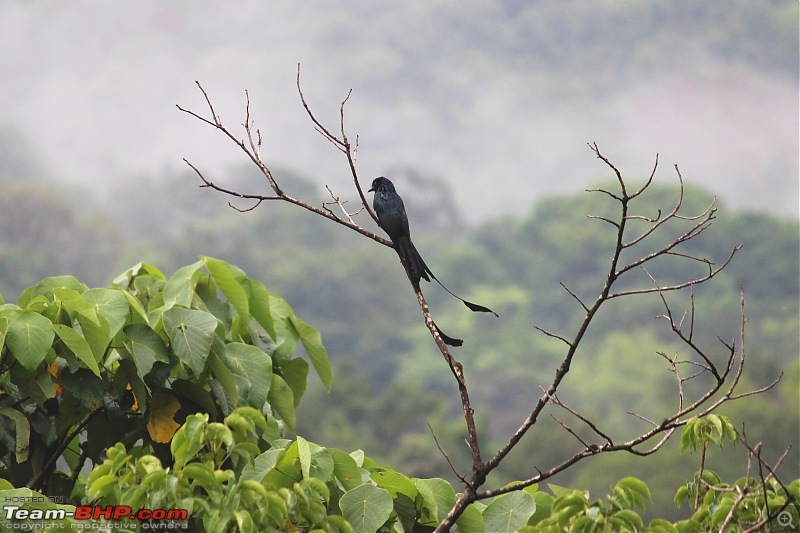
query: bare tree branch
[{"left": 178, "top": 77, "right": 788, "bottom": 532}]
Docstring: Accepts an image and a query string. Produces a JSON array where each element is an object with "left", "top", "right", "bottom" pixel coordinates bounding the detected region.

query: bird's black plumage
[
  {"left": 368, "top": 176, "right": 498, "bottom": 323},
  {"left": 368, "top": 176, "right": 431, "bottom": 285}
]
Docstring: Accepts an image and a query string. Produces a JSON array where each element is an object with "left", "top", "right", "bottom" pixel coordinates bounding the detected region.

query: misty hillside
[{"left": 1, "top": 0, "right": 797, "bottom": 221}]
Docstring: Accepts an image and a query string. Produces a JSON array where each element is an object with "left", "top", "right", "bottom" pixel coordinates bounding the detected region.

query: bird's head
[{"left": 368, "top": 176, "right": 394, "bottom": 193}]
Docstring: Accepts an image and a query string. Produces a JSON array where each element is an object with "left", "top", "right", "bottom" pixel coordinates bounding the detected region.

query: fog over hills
[{"left": 1, "top": 1, "right": 797, "bottom": 219}]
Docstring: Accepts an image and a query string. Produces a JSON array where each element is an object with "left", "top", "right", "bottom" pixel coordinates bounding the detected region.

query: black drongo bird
[{"left": 368, "top": 176, "right": 498, "bottom": 333}]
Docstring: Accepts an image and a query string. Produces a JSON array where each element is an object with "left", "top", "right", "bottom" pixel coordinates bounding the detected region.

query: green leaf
[
  {"left": 608, "top": 509, "right": 643, "bottom": 531},
  {"left": 0, "top": 408, "right": 30, "bottom": 462},
  {"left": 330, "top": 449, "right": 363, "bottom": 491},
  {"left": 528, "top": 491, "right": 554, "bottom": 525},
  {"left": 123, "top": 324, "right": 169, "bottom": 376},
  {"left": 122, "top": 290, "right": 150, "bottom": 325},
  {"left": 617, "top": 477, "right": 651, "bottom": 504},
  {"left": 241, "top": 448, "right": 282, "bottom": 482},
  {"left": 249, "top": 280, "right": 275, "bottom": 340},
  {"left": 29, "top": 276, "right": 87, "bottom": 301},
  {"left": 308, "top": 441, "right": 335, "bottom": 481},
  {"left": 680, "top": 422, "right": 697, "bottom": 453},
  {"left": 339, "top": 484, "right": 393, "bottom": 533},
  {"left": 263, "top": 441, "right": 301, "bottom": 489},
  {"left": 82, "top": 288, "right": 130, "bottom": 339},
  {"left": 162, "top": 307, "right": 219, "bottom": 374},
  {"left": 267, "top": 373, "right": 296, "bottom": 434},
  {"left": 202, "top": 256, "right": 251, "bottom": 323},
  {"left": 394, "top": 492, "right": 418, "bottom": 533},
  {"left": 0, "top": 308, "right": 13, "bottom": 355},
  {"left": 482, "top": 491, "right": 536, "bottom": 533},
  {"left": 113, "top": 262, "right": 166, "bottom": 288},
  {"left": 648, "top": 518, "right": 679, "bottom": 532},
  {"left": 268, "top": 294, "right": 299, "bottom": 359},
  {"left": 280, "top": 357, "right": 309, "bottom": 407},
  {"left": 370, "top": 467, "right": 418, "bottom": 499},
  {"left": 80, "top": 312, "right": 112, "bottom": 362},
  {"left": 456, "top": 503, "right": 486, "bottom": 533},
  {"left": 162, "top": 260, "right": 204, "bottom": 310},
  {"left": 6, "top": 311, "right": 55, "bottom": 372},
  {"left": 222, "top": 343, "right": 272, "bottom": 408},
  {"left": 53, "top": 288, "right": 101, "bottom": 326},
  {"left": 414, "top": 478, "right": 456, "bottom": 525},
  {"left": 298, "top": 436, "right": 312, "bottom": 479},
  {"left": 208, "top": 350, "right": 238, "bottom": 410},
  {"left": 171, "top": 413, "right": 208, "bottom": 470},
  {"left": 288, "top": 315, "right": 332, "bottom": 393},
  {"left": 52, "top": 324, "right": 101, "bottom": 376}
]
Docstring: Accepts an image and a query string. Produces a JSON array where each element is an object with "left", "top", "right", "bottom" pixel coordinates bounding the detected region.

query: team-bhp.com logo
[{"left": 3, "top": 500, "right": 188, "bottom": 529}]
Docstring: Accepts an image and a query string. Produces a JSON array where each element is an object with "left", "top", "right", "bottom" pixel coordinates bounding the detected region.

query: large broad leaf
[
  {"left": 28, "top": 276, "right": 87, "bottom": 301},
  {"left": 268, "top": 295, "right": 299, "bottom": 360},
  {"left": 482, "top": 491, "right": 536, "bottom": 533},
  {"left": 112, "top": 261, "right": 166, "bottom": 289},
  {"left": 455, "top": 503, "right": 486, "bottom": 533},
  {"left": 249, "top": 280, "right": 274, "bottom": 340},
  {"left": 146, "top": 392, "right": 182, "bottom": 444},
  {"left": 52, "top": 324, "right": 101, "bottom": 376},
  {"left": 53, "top": 288, "right": 101, "bottom": 327},
  {"left": 263, "top": 441, "right": 301, "bottom": 489},
  {"left": 339, "top": 484, "right": 393, "bottom": 533},
  {"left": 240, "top": 448, "right": 282, "bottom": 482},
  {"left": 79, "top": 313, "right": 112, "bottom": 363},
  {"left": 288, "top": 315, "right": 332, "bottom": 393},
  {"left": 0, "top": 408, "right": 30, "bottom": 462},
  {"left": 280, "top": 357, "right": 308, "bottom": 407},
  {"left": 221, "top": 343, "right": 272, "bottom": 408},
  {"left": 161, "top": 260, "right": 204, "bottom": 310},
  {"left": 0, "top": 308, "right": 13, "bottom": 355},
  {"left": 6, "top": 311, "right": 55, "bottom": 373},
  {"left": 82, "top": 288, "right": 130, "bottom": 339},
  {"left": 162, "top": 307, "right": 218, "bottom": 374},
  {"left": 208, "top": 350, "right": 238, "bottom": 411},
  {"left": 267, "top": 373, "right": 295, "bottom": 435},
  {"left": 123, "top": 324, "right": 169, "bottom": 376},
  {"left": 415, "top": 478, "right": 456, "bottom": 525},
  {"left": 329, "top": 448, "right": 363, "bottom": 491},
  {"left": 202, "top": 257, "right": 250, "bottom": 323},
  {"left": 371, "top": 467, "right": 418, "bottom": 500}
]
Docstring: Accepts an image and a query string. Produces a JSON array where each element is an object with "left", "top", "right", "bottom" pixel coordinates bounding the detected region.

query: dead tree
[{"left": 177, "top": 67, "right": 789, "bottom": 532}]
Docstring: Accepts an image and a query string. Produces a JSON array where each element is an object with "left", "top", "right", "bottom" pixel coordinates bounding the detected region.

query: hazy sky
[{"left": 2, "top": 1, "right": 798, "bottom": 220}]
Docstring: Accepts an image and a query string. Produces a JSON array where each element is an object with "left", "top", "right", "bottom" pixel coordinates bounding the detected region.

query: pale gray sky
[{"left": 2, "top": 1, "right": 797, "bottom": 219}]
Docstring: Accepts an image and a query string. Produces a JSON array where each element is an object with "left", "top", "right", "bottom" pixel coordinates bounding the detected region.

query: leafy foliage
[
  {"left": 0, "top": 256, "right": 330, "bottom": 494},
  {"left": 1, "top": 260, "right": 797, "bottom": 531}
]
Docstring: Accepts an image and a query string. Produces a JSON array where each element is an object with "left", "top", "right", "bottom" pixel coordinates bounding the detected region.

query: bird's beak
[{"left": 367, "top": 186, "right": 375, "bottom": 192}]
